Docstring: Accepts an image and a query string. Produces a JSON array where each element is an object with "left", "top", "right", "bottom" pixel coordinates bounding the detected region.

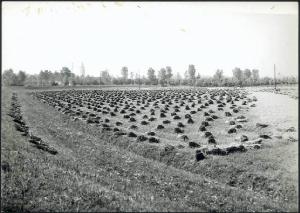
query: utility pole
[{"left": 274, "top": 64, "right": 277, "bottom": 90}]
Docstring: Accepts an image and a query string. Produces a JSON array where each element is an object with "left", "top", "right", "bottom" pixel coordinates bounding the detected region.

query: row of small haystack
[
  {"left": 194, "top": 138, "right": 263, "bottom": 161},
  {"left": 8, "top": 93, "right": 58, "bottom": 155}
]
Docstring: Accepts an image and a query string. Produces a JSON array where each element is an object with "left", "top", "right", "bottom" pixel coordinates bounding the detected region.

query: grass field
[{"left": 1, "top": 85, "right": 298, "bottom": 212}]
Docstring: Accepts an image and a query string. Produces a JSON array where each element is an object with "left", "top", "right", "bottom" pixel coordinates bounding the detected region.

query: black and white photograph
[{"left": 1, "top": 1, "right": 298, "bottom": 212}]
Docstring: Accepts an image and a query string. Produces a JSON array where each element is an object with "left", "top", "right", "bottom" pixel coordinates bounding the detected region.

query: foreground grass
[{"left": 1, "top": 87, "right": 298, "bottom": 212}]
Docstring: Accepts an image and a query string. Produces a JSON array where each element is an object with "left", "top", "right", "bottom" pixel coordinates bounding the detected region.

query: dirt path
[{"left": 250, "top": 91, "right": 298, "bottom": 132}]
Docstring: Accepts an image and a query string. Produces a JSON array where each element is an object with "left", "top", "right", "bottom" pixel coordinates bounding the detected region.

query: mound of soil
[
  {"left": 189, "top": 141, "right": 200, "bottom": 148},
  {"left": 195, "top": 150, "right": 205, "bottom": 161},
  {"left": 174, "top": 127, "right": 184, "bottom": 134},
  {"left": 148, "top": 137, "right": 160, "bottom": 143}
]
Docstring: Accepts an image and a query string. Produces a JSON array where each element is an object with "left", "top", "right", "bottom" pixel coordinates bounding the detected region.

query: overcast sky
[{"left": 2, "top": 2, "right": 298, "bottom": 78}]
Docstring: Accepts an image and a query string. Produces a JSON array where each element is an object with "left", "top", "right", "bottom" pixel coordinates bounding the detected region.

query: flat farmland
[{"left": 1, "top": 86, "right": 298, "bottom": 212}]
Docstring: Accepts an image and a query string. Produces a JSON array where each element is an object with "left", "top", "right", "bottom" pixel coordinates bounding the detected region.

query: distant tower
[{"left": 80, "top": 62, "right": 85, "bottom": 77}]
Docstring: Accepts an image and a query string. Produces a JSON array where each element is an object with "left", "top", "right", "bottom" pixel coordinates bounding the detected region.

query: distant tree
[
  {"left": 174, "top": 72, "right": 182, "bottom": 86},
  {"left": 222, "top": 77, "right": 235, "bottom": 87},
  {"left": 181, "top": 70, "right": 187, "bottom": 85},
  {"left": 24, "top": 74, "right": 39, "bottom": 86},
  {"left": 141, "top": 75, "right": 148, "bottom": 85},
  {"left": 147, "top": 67, "right": 157, "bottom": 85},
  {"left": 84, "top": 75, "right": 99, "bottom": 85},
  {"left": 52, "top": 71, "right": 62, "bottom": 85},
  {"left": 288, "top": 76, "right": 298, "bottom": 84},
  {"left": 243, "top": 69, "right": 252, "bottom": 79},
  {"left": 74, "top": 75, "right": 81, "bottom": 85},
  {"left": 196, "top": 76, "right": 211, "bottom": 87},
  {"left": 166, "top": 66, "right": 173, "bottom": 85},
  {"left": 158, "top": 68, "right": 167, "bottom": 86},
  {"left": 213, "top": 69, "right": 224, "bottom": 86},
  {"left": 232, "top": 67, "right": 243, "bottom": 86},
  {"left": 61, "top": 67, "right": 72, "bottom": 77},
  {"left": 85, "top": 75, "right": 92, "bottom": 85},
  {"left": 80, "top": 62, "right": 86, "bottom": 84},
  {"left": 39, "top": 70, "right": 52, "bottom": 86},
  {"left": 16, "top": 71, "right": 27, "bottom": 85},
  {"left": 2, "top": 69, "right": 17, "bottom": 86},
  {"left": 112, "top": 77, "right": 122, "bottom": 85},
  {"left": 243, "top": 69, "right": 252, "bottom": 86},
  {"left": 134, "top": 73, "right": 139, "bottom": 85},
  {"left": 100, "top": 70, "right": 112, "bottom": 85},
  {"left": 130, "top": 72, "right": 134, "bottom": 84},
  {"left": 187, "top": 64, "right": 196, "bottom": 86},
  {"left": 194, "top": 73, "right": 201, "bottom": 86},
  {"left": 260, "top": 76, "right": 273, "bottom": 85},
  {"left": 69, "top": 73, "right": 76, "bottom": 86},
  {"left": 38, "top": 71, "right": 44, "bottom": 86},
  {"left": 47, "top": 71, "right": 56, "bottom": 85},
  {"left": 60, "top": 67, "right": 72, "bottom": 86},
  {"left": 184, "top": 70, "right": 189, "bottom": 80},
  {"left": 92, "top": 79, "right": 99, "bottom": 85},
  {"left": 121, "top": 66, "right": 129, "bottom": 84},
  {"left": 252, "top": 69, "right": 260, "bottom": 85},
  {"left": 44, "top": 70, "right": 52, "bottom": 85}
]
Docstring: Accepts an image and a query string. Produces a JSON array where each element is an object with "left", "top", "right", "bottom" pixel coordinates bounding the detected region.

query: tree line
[{"left": 2, "top": 65, "right": 298, "bottom": 87}]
